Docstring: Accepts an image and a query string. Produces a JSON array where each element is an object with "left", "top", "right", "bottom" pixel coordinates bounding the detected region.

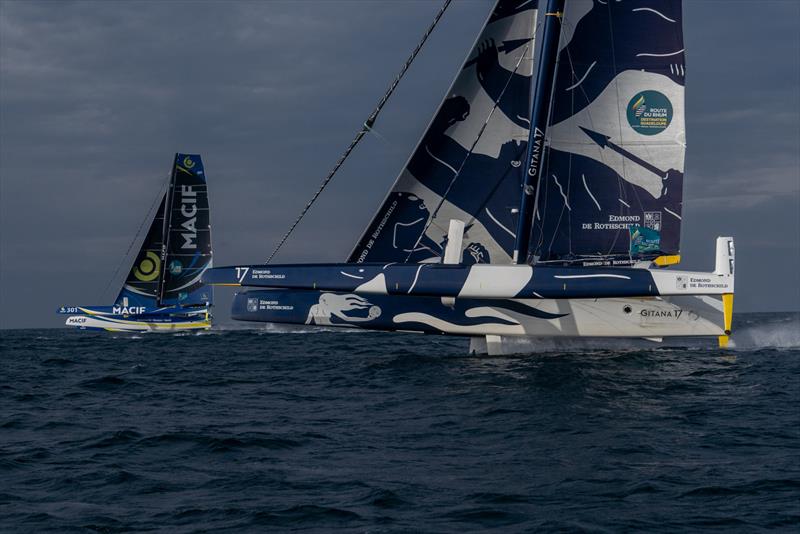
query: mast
[
  {"left": 512, "top": 0, "right": 565, "bottom": 264},
  {"left": 157, "top": 154, "right": 178, "bottom": 306}
]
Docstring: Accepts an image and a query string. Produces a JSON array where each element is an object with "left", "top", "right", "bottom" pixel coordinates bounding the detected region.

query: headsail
[
  {"left": 529, "top": 0, "right": 685, "bottom": 264},
  {"left": 116, "top": 196, "right": 167, "bottom": 306},
  {"left": 159, "top": 153, "right": 213, "bottom": 306},
  {"left": 349, "top": 0, "right": 539, "bottom": 265}
]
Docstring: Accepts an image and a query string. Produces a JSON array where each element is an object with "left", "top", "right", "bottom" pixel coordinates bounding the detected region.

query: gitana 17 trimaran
[
  {"left": 58, "top": 153, "right": 213, "bottom": 332},
  {"left": 205, "top": 0, "right": 735, "bottom": 354}
]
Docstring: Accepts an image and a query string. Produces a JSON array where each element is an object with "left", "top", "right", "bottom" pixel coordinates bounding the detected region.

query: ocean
[{"left": 2, "top": 312, "right": 799, "bottom": 532}]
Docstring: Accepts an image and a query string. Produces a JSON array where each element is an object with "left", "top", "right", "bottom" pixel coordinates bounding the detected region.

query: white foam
[{"left": 729, "top": 317, "right": 800, "bottom": 350}]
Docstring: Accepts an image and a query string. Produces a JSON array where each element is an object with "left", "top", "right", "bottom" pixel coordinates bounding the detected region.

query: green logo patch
[{"left": 626, "top": 90, "right": 673, "bottom": 136}]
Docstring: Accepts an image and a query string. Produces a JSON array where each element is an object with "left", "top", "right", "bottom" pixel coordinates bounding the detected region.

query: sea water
[{"left": 1, "top": 312, "right": 798, "bottom": 532}]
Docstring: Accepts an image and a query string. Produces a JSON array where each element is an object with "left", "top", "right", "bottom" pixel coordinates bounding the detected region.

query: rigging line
[
  {"left": 403, "top": 44, "right": 530, "bottom": 263},
  {"left": 265, "top": 0, "right": 453, "bottom": 264},
  {"left": 98, "top": 178, "right": 168, "bottom": 302}
]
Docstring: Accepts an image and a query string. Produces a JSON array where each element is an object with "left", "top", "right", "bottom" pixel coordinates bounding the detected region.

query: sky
[{"left": 1, "top": 0, "right": 798, "bottom": 329}]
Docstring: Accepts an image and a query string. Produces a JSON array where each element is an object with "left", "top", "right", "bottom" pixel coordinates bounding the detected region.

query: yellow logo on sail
[
  {"left": 631, "top": 94, "right": 645, "bottom": 112},
  {"left": 133, "top": 251, "right": 161, "bottom": 281},
  {"left": 183, "top": 156, "right": 195, "bottom": 169}
]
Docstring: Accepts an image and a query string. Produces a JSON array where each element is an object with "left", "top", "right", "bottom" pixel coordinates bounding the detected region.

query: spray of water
[{"left": 728, "top": 315, "right": 800, "bottom": 350}]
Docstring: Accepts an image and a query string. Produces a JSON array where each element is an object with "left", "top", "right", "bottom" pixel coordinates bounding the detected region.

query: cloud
[{"left": 1, "top": 0, "right": 798, "bottom": 328}]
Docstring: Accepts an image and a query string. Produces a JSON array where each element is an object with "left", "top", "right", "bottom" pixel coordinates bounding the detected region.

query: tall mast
[
  {"left": 512, "top": 0, "right": 565, "bottom": 264},
  {"left": 157, "top": 154, "right": 178, "bottom": 306}
]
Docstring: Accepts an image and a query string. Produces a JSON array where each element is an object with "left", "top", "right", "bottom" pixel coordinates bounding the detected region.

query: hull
[
  {"left": 65, "top": 314, "right": 210, "bottom": 332},
  {"left": 231, "top": 289, "right": 726, "bottom": 339},
  {"left": 219, "top": 238, "right": 735, "bottom": 351},
  {"left": 62, "top": 306, "right": 211, "bottom": 332}
]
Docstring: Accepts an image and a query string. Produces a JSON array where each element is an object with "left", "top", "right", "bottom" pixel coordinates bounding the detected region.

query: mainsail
[
  {"left": 529, "top": 0, "right": 686, "bottom": 263},
  {"left": 159, "top": 154, "right": 213, "bottom": 306},
  {"left": 349, "top": 0, "right": 539, "bottom": 265},
  {"left": 117, "top": 153, "right": 212, "bottom": 307}
]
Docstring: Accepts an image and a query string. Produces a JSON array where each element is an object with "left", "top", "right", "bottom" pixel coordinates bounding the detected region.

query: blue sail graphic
[
  {"left": 348, "top": 0, "right": 539, "bottom": 265},
  {"left": 529, "top": 0, "right": 685, "bottom": 263}
]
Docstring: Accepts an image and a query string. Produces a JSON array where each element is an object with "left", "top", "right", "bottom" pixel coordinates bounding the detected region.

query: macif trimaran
[
  {"left": 59, "top": 154, "right": 214, "bottom": 332},
  {"left": 205, "top": 0, "right": 735, "bottom": 354}
]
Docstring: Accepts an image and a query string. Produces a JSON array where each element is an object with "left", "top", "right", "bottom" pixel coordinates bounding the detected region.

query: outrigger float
[{"left": 206, "top": 0, "right": 735, "bottom": 354}]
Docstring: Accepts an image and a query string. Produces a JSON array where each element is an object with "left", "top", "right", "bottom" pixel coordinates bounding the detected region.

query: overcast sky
[{"left": 1, "top": 0, "right": 798, "bottom": 329}]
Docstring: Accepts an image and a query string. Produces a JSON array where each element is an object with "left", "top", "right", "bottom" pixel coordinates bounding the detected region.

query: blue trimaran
[
  {"left": 59, "top": 154, "right": 213, "bottom": 332},
  {"left": 206, "top": 0, "right": 735, "bottom": 354},
  {"left": 204, "top": 0, "right": 734, "bottom": 353}
]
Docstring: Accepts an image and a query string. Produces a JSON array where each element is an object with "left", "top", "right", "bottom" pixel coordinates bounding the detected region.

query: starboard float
[
  {"left": 206, "top": 0, "right": 735, "bottom": 354},
  {"left": 59, "top": 154, "right": 213, "bottom": 332}
]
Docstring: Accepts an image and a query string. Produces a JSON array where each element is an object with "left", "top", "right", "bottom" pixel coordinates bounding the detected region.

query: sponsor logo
[
  {"left": 257, "top": 299, "right": 294, "bottom": 311},
  {"left": 582, "top": 259, "right": 637, "bottom": 267},
  {"left": 676, "top": 275, "right": 687, "bottom": 290},
  {"left": 357, "top": 198, "right": 399, "bottom": 263},
  {"left": 247, "top": 298, "right": 258, "bottom": 312},
  {"left": 183, "top": 156, "right": 195, "bottom": 169},
  {"left": 525, "top": 128, "right": 545, "bottom": 182},
  {"left": 112, "top": 306, "right": 146, "bottom": 315},
  {"left": 169, "top": 260, "right": 183, "bottom": 275},
  {"left": 67, "top": 316, "right": 87, "bottom": 324},
  {"left": 626, "top": 90, "right": 673, "bottom": 135},
  {"left": 582, "top": 215, "right": 642, "bottom": 231},
  {"left": 644, "top": 211, "right": 662, "bottom": 232},
  {"left": 641, "top": 309, "right": 683, "bottom": 319},
  {"left": 251, "top": 269, "right": 286, "bottom": 280},
  {"left": 179, "top": 185, "right": 198, "bottom": 249},
  {"left": 133, "top": 251, "right": 160, "bottom": 282},
  {"left": 687, "top": 277, "right": 729, "bottom": 289},
  {"left": 630, "top": 224, "right": 661, "bottom": 255}
]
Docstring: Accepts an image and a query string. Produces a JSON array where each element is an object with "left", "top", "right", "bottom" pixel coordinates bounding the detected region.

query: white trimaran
[{"left": 205, "top": 0, "right": 735, "bottom": 354}]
